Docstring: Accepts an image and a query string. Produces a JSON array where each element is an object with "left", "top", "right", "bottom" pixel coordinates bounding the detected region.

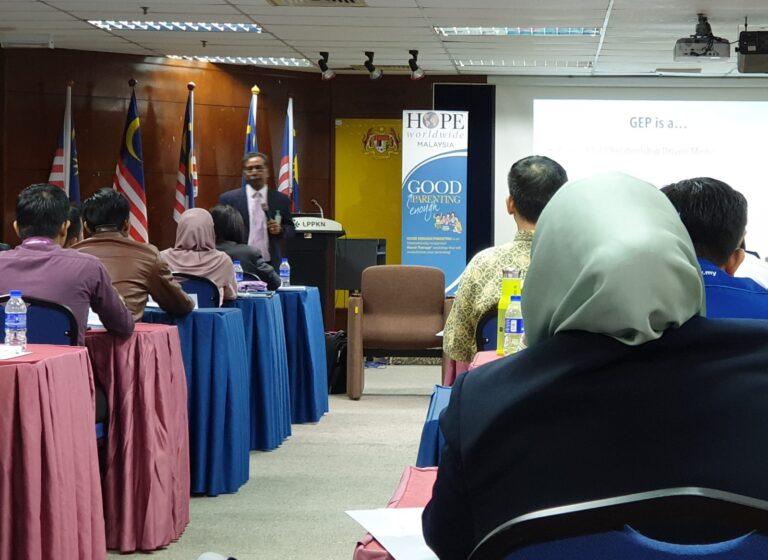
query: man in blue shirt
[{"left": 662, "top": 177, "right": 768, "bottom": 319}]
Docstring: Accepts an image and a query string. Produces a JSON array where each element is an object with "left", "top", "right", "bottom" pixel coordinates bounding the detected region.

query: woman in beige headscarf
[
  {"left": 161, "top": 208, "right": 237, "bottom": 304},
  {"left": 424, "top": 173, "right": 768, "bottom": 559}
]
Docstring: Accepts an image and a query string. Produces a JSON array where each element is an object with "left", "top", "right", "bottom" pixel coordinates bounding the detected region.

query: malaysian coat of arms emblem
[{"left": 362, "top": 126, "right": 401, "bottom": 158}]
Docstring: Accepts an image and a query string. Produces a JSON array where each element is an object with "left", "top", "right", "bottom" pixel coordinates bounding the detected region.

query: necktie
[{"left": 248, "top": 190, "right": 270, "bottom": 261}]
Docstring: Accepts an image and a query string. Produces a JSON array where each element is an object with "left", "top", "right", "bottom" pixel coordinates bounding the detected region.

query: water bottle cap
[
  {"left": 9, "top": 290, "right": 21, "bottom": 298},
  {"left": 281, "top": 258, "right": 288, "bottom": 263},
  {"left": 510, "top": 295, "right": 521, "bottom": 302},
  {"left": 234, "top": 260, "right": 241, "bottom": 265}
]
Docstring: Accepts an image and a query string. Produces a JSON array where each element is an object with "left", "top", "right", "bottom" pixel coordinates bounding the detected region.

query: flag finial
[
  {"left": 128, "top": 78, "right": 138, "bottom": 88},
  {"left": 251, "top": 85, "right": 260, "bottom": 95},
  {"left": 67, "top": 79, "right": 75, "bottom": 87},
  {"left": 187, "top": 82, "right": 196, "bottom": 91}
]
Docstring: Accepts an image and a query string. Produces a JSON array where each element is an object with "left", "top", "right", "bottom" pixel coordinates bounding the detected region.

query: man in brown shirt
[{"left": 74, "top": 188, "right": 193, "bottom": 321}]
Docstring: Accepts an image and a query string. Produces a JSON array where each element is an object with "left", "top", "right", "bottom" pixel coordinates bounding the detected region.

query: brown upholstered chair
[{"left": 346, "top": 265, "right": 452, "bottom": 400}]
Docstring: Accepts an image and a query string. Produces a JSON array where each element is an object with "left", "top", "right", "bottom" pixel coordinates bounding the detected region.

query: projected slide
[{"left": 534, "top": 99, "right": 768, "bottom": 256}]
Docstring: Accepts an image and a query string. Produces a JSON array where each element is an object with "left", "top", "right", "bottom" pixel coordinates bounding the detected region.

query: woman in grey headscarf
[
  {"left": 423, "top": 173, "right": 768, "bottom": 559},
  {"left": 161, "top": 208, "right": 237, "bottom": 304}
]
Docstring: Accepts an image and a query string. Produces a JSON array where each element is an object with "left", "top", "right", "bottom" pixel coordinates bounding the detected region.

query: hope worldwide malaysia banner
[{"left": 401, "top": 110, "right": 468, "bottom": 295}]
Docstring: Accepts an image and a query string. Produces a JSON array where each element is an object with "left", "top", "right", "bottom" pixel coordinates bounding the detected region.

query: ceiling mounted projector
[{"left": 673, "top": 14, "right": 730, "bottom": 61}]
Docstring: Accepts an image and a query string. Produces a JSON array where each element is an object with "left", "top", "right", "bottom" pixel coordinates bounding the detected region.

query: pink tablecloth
[
  {"left": 470, "top": 350, "right": 502, "bottom": 370},
  {"left": 85, "top": 324, "right": 190, "bottom": 552},
  {"left": 353, "top": 467, "right": 438, "bottom": 560},
  {"left": 0, "top": 345, "right": 106, "bottom": 560}
]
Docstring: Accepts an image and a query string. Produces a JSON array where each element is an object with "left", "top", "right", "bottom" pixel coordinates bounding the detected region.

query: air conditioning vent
[{"left": 267, "top": 0, "right": 367, "bottom": 6}]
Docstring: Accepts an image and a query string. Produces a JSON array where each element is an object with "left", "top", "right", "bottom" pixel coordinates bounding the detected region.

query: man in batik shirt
[{"left": 443, "top": 156, "right": 568, "bottom": 363}]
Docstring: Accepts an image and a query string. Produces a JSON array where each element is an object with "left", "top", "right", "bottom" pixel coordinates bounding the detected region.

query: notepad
[{"left": 346, "top": 508, "right": 436, "bottom": 560}]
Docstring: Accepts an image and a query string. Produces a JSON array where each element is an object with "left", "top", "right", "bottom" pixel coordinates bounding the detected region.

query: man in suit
[{"left": 219, "top": 152, "right": 294, "bottom": 264}]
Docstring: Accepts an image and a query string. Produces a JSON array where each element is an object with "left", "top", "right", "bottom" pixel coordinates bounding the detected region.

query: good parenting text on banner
[{"left": 401, "top": 110, "right": 468, "bottom": 295}]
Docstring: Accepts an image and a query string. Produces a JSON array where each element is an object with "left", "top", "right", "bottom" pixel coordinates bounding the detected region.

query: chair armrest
[{"left": 347, "top": 295, "right": 364, "bottom": 400}]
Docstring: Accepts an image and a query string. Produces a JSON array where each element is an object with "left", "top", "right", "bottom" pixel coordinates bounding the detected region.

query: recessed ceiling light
[
  {"left": 436, "top": 26, "right": 600, "bottom": 37},
  {"left": 167, "top": 55, "right": 311, "bottom": 67},
  {"left": 455, "top": 58, "right": 593, "bottom": 68},
  {"left": 88, "top": 20, "right": 262, "bottom": 33}
]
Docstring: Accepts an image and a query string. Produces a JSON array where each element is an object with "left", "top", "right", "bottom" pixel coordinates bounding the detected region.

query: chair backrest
[
  {"left": 172, "top": 273, "right": 219, "bottom": 308},
  {"left": 360, "top": 265, "right": 445, "bottom": 349},
  {"left": 469, "top": 487, "right": 768, "bottom": 560},
  {"left": 0, "top": 294, "right": 78, "bottom": 346},
  {"left": 475, "top": 308, "right": 497, "bottom": 352},
  {"left": 362, "top": 265, "right": 444, "bottom": 314}
]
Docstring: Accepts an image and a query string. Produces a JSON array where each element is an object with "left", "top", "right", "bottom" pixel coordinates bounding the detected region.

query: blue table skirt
[
  {"left": 142, "top": 308, "right": 250, "bottom": 496},
  {"left": 225, "top": 295, "right": 292, "bottom": 451},
  {"left": 416, "top": 385, "right": 452, "bottom": 467},
  {"left": 277, "top": 288, "right": 329, "bottom": 424}
]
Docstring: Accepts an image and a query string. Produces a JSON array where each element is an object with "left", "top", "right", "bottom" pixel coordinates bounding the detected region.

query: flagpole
[
  {"left": 250, "top": 85, "right": 259, "bottom": 153},
  {"left": 62, "top": 81, "right": 73, "bottom": 196},
  {"left": 188, "top": 81, "right": 197, "bottom": 201},
  {"left": 287, "top": 97, "right": 294, "bottom": 190}
]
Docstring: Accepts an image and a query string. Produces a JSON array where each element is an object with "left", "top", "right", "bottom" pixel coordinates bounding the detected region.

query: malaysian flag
[
  {"left": 241, "top": 84, "right": 259, "bottom": 189},
  {"left": 113, "top": 82, "right": 148, "bottom": 243},
  {"left": 174, "top": 82, "right": 198, "bottom": 222},
  {"left": 48, "top": 83, "right": 80, "bottom": 204},
  {"left": 277, "top": 97, "right": 300, "bottom": 211}
]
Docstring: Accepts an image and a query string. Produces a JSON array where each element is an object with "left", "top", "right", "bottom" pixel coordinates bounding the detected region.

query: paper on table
[
  {"left": 87, "top": 308, "right": 104, "bottom": 328},
  {"left": 0, "top": 344, "right": 31, "bottom": 360},
  {"left": 436, "top": 330, "right": 444, "bottom": 337},
  {"left": 346, "top": 508, "right": 437, "bottom": 560},
  {"left": 145, "top": 295, "right": 161, "bottom": 308},
  {"left": 277, "top": 285, "right": 307, "bottom": 291}
]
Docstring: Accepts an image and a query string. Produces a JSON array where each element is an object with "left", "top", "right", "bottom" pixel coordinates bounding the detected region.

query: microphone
[{"left": 311, "top": 199, "right": 324, "bottom": 219}]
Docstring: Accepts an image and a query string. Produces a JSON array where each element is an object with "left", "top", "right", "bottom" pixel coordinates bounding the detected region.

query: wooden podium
[{"left": 285, "top": 216, "right": 344, "bottom": 330}]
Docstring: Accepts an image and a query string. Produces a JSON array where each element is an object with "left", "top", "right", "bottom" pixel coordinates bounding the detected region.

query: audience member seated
[
  {"left": 0, "top": 184, "right": 134, "bottom": 345},
  {"left": 64, "top": 205, "right": 83, "bottom": 248},
  {"left": 210, "top": 204, "right": 281, "bottom": 290},
  {"left": 423, "top": 173, "right": 768, "bottom": 559},
  {"left": 74, "top": 188, "right": 194, "bottom": 320},
  {"left": 161, "top": 208, "right": 237, "bottom": 303},
  {"left": 662, "top": 177, "right": 768, "bottom": 319},
  {"left": 442, "top": 155, "right": 568, "bottom": 363}
]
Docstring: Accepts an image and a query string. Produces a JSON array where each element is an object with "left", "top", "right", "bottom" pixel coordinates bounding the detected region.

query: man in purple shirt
[{"left": 0, "top": 184, "right": 134, "bottom": 345}]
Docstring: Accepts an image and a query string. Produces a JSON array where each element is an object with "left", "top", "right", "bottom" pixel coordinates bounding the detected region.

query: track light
[
  {"left": 364, "top": 51, "right": 383, "bottom": 80},
  {"left": 318, "top": 51, "right": 335, "bottom": 80},
  {"left": 408, "top": 49, "right": 425, "bottom": 80}
]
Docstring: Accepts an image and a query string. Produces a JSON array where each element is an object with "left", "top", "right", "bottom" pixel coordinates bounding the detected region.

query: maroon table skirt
[
  {"left": 86, "top": 323, "right": 190, "bottom": 552},
  {"left": 0, "top": 345, "right": 106, "bottom": 560}
]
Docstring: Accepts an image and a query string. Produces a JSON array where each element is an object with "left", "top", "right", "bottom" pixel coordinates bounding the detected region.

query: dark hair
[
  {"left": 66, "top": 206, "right": 82, "bottom": 242},
  {"left": 81, "top": 188, "right": 130, "bottom": 231},
  {"left": 661, "top": 177, "right": 747, "bottom": 266},
  {"left": 210, "top": 204, "right": 246, "bottom": 244},
  {"left": 16, "top": 183, "right": 70, "bottom": 239},
  {"left": 242, "top": 152, "right": 269, "bottom": 166},
  {"left": 507, "top": 155, "right": 568, "bottom": 223}
]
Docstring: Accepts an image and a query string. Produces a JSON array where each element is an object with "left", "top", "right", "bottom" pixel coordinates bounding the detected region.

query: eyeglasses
[{"left": 244, "top": 165, "right": 266, "bottom": 171}]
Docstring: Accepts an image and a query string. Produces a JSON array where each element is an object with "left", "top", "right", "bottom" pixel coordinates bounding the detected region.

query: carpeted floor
[{"left": 110, "top": 364, "right": 440, "bottom": 560}]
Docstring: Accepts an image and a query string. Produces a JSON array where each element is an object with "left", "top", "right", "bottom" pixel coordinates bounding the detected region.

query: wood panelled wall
[{"left": 0, "top": 48, "right": 484, "bottom": 249}]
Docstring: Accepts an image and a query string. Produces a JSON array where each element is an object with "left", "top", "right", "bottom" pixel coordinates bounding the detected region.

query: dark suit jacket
[
  {"left": 218, "top": 187, "right": 295, "bottom": 264},
  {"left": 216, "top": 240, "right": 281, "bottom": 290},
  {"left": 423, "top": 316, "right": 768, "bottom": 559}
]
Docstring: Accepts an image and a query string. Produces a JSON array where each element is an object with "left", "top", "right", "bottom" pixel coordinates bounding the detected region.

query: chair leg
[{"left": 347, "top": 297, "right": 364, "bottom": 399}]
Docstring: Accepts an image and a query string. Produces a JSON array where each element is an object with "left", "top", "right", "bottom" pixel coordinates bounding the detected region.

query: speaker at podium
[{"left": 285, "top": 207, "right": 344, "bottom": 329}]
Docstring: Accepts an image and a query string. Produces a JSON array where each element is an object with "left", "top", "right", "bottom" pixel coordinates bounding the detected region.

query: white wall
[{"left": 490, "top": 75, "right": 768, "bottom": 249}]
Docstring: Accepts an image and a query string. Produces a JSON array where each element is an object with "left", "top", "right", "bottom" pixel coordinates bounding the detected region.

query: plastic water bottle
[
  {"left": 503, "top": 295, "right": 524, "bottom": 356},
  {"left": 274, "top": 209, "right": 282, "bottom": 226},
  {"left": 4, "top": 290, "right": 27, "bottom": 350},
  {"left": 279, "top": 258, "right": 291, "bottom": 287},
  {"left": 233, "top": 260, "right": 244, "bottom": 283}
]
